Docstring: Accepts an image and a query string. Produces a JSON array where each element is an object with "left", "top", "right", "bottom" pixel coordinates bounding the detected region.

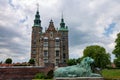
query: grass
[{"left": 102, "top": 69, "right": 120, "bottom": 79}]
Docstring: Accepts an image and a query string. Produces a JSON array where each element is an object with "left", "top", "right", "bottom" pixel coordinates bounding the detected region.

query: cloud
[{"left": 0, "top": 0, "right": 120, "bottom": 62}]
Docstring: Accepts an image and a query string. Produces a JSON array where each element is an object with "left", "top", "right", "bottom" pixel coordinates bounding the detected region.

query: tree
[
  {"left": 5, "top": 58, "right": 12, "bottom": 64},
  {"left": 76, "top": 57, "right": 84, "bottom": 63},
  {"left": 66, "top": 57, "right": 84, "bottom": 66},
  {"left": 113, "top": 33, "right": 120, "bottom": 58},
  {"left": 114, "top": 57, "right": 120, "bottom": 67},
  {"left": 66, "top": 59, "right": 77, "bottom": 66},
  {"left": 112, "top": 33, "right": 120, "bottom": 67},
  {"left": 83, "top": 45, "right": 111, "bottom": 69},
  {"left": 29, "top": 58, "right": 35, "bottom": 65}
]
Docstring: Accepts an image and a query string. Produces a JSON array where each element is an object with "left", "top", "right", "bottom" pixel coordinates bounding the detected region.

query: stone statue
[{"left": 54, "top": 57, "right": 101, "bottom": 77}]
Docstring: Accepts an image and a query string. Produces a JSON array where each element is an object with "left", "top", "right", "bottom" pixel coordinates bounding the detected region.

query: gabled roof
[{"left": 46, "top": 20, "right": 57, "bottom": 32}]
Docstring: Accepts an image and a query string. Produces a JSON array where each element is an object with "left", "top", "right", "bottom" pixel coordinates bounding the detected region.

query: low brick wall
[{"left": 0, "top": 64, "right": 54, "bottom": 80}]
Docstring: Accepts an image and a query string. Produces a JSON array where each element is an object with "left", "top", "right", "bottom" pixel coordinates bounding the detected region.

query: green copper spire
[
  {"left": 59, "top": 14, "right": 68, "bottom": 31},
  {"left": 60, "top": 14, "right": 65, "bottom": 28},
  {"left": 33, "top": 5, "right": 41, "bottom": 27}
]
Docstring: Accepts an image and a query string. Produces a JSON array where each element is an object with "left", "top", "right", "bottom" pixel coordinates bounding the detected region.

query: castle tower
[
  {"left": 31, "top": 9, "right": 44, "bottom": 66},
  {"left": 59, "top": 16, "right": 69, "bottom": 63}
]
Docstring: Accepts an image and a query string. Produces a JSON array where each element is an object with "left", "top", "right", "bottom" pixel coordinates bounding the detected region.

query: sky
[{"left": 0, "top": 0, "right": 120, "bottom": 63}]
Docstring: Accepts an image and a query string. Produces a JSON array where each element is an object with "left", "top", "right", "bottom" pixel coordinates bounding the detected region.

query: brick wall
[{"left": 0, "top": 64, "right": 54, "bottom": 80}]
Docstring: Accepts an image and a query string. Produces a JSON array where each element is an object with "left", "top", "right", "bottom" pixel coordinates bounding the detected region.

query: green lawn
[{"left": 102, "top": 69, "right": 120, "bottom": 79}]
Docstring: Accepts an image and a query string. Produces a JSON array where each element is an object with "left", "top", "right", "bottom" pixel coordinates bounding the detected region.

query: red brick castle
[{"left": 31, "top": 9, "right": 69, "bottom": 66}]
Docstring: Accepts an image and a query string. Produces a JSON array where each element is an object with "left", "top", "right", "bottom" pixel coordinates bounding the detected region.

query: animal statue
[{"left": 54, "top": 57, "right": 101, "bottom": 77}]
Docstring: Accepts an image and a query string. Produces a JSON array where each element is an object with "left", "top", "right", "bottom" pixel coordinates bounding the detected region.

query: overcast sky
[{"left": 0, "top": 0, "right": 120, "bottom": 63}]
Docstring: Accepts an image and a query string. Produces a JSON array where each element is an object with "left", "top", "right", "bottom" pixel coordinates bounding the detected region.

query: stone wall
[
  {"left": 0, "top": 64, "right": 54, "bottom": 80},
  {"left": 55, "top": 77, "right": 104, "bottom": 80}
]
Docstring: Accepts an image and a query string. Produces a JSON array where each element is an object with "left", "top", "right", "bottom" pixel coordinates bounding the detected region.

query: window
[
  {"left": 43, "top": 38, "right": 48, "bottom": 47},
  {"left": 32, "top": 44, "right": 36, "bottom": 48},
  {"left": 33, "top": 33, "right": 36, "bottom": 39},
  {"left": 55, "top": 42, "right": 59, "bottom": 47},
  {"left": 32, "top": 49, "right": 36, "bottom": 54},
  {"left": 33, "top": 39, "right": 36, "bottom": 42},
  {"left": 44, "top": 59, "right": 48, "bottom": 63},
  {"left": 56, "top": 59, "right": 59, "bottom": 62},
  {"left": 32, "top": 41, "right": 36, "bottom": 47},
  {"left": 44, "top": 42, "right": 48, "bottom": 47},
  {"left": 32, "top": 39, "right": 36, "bottom": 46},
  {"left": 33, "top": 41, "right": 36, "bottom": 44},
  {"left": 44, "top": 50, "right": 48, "bottom": 57},
  {"left": 44, "top": 37, "right": 48, "bottom": 40},
  {"left": 56, "top": 50, "right": 59, "bottom": 57},
  {"left": 32, "top": 29, "right": 36, "bottom": 34},
  {"left": 62, "top": 37, "right": 65, "bottom": 41},
  {"left": 55, "top": 38, "right": 60, "bottom": 47},
  {"left": 62, "top": 32, "right": 65, "bottom": 35},
  {"left": 63, "top": 45, "right": 65, "bottom": 51},
  {"left": 56, "top": 59, "right": 59, "bottom": 65},
  {"left": 63, "top": 53, "right": 66, "bottom": 58}
]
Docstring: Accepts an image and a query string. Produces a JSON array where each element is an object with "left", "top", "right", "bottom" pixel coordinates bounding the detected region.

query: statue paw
[
  {"left": 68, "top": 74, "right": 77, "bottom": 77},
  {"left": 91, "top": 73, "right": 101, "bottom": 77}
]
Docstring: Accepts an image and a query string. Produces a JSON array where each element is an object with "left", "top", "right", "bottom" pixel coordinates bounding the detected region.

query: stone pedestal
[{"left": 54, "top": 77, "right": 104, "bottom": 80}]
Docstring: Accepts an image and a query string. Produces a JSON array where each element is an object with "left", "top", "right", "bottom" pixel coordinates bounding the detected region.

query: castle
[{"left": 31, "top": 9, "right": 69, "bottom": 66}]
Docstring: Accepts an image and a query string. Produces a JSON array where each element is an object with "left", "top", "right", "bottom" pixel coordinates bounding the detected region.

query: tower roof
[
  {"left": 33, "top": 6, "right": 41, "bottom": 27},
  {"left": 59, "top": 15, "right": 68, "bottom": 31}
]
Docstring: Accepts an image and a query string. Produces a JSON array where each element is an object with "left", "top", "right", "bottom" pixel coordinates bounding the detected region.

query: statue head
[{"left": 81, "top": 57, "right": 94, "bottom": 65}]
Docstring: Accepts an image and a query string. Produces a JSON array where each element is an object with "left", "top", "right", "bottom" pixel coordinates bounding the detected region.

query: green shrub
[
  {"left": 29, "top": 58, "right": 35, "bottom": 65},
  {"left": 47, "top": 70, "right": 53, "bottom": 79},
  {"left": 34, "top": 73, "right": 46, "bottom": 79},
  {"left": 5, "top": 58, "right": 12, "bottom": 64}
]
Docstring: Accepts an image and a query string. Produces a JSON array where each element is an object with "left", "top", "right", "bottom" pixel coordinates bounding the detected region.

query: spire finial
[
  {"left": 61, "top": 11, "right": 64, "bottom": 19},
  {"left": 36, "top": 3, "right": 39, "bottom": 11},
  {"left": 61, "top": 12, "right": 64, "bottom": 23}
]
